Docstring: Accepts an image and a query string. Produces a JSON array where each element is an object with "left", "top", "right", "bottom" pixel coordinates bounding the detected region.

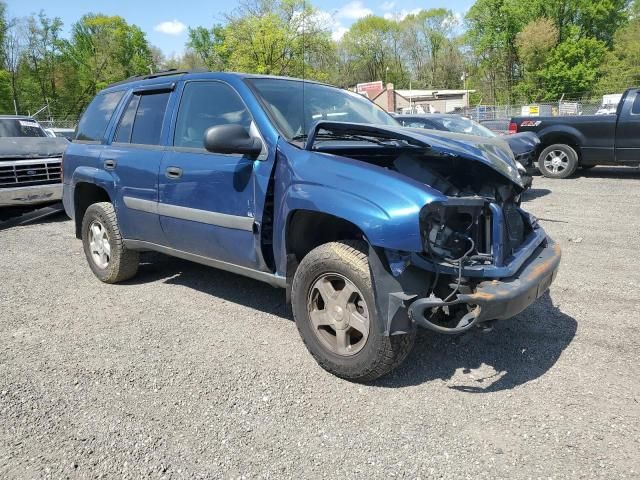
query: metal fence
[
  {"left": 38, "top": 119, "right": 78, "bottom": 129},
  {"left": 461, "top": 100, "right": 605, "bottom": 121}
]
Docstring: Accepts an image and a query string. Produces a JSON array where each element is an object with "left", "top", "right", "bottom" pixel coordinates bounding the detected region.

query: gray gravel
[{"left": 1, "top": 167, "right": 639, "bottom": 479}]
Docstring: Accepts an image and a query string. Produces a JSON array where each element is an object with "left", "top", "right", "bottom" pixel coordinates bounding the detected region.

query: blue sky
[{"left": 5, "top": 0, "right": 475, "bottom": 57}]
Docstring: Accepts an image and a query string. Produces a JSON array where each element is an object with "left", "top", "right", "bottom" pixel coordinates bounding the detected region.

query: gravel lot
[{"left": 1, "top": 167, "right": 639, "bottom": 479}]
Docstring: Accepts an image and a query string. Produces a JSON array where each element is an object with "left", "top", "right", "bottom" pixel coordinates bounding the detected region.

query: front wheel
[
  {"left": 538, "top": 144, "right": 579, "bottom": 178},
  {"left": 291, "top": 241, "right": 415, "bottom": 382}
]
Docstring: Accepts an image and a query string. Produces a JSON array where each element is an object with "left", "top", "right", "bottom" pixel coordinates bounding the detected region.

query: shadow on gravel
[
  {"left": 127, "top": 254, "right": 576, "bottom": 392},
  {"left": 0, "top": 203, "right": 67, "bottom": 231},
  {"left": 522, "top": 188, "right": 551, "bottom": 201},
  {"left": 375, "top": 293, "right": 577, "bottom": 392},
  {"left": 575, "top": 166, "right": 640, "bottom": 180},
  {"left": 125, "top": 252, "right": 291, "bottom": 319}
]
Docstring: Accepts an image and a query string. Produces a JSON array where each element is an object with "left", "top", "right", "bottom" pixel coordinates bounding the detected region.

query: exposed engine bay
[{"left": 314, "top": 134, "right": 536, "bottom": 334}]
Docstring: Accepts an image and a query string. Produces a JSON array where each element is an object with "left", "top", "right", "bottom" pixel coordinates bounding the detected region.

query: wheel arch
[
  {"left": 286, "top": 209, "right": 367, "bottom": 263},
  {"left": 73, "top": 182, "right": 112, "bottom": 239},
  {"left": 538, "top": 128, "right": 583, "bottom": 162}
]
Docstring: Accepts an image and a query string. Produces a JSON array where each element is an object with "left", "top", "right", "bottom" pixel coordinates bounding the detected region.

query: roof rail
[{"left": 107, "top": 69, "right": 206, "bottom": 88}]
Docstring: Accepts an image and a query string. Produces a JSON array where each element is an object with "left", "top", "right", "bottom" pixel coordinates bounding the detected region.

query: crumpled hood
[
  {"left": 0, "top": 137, "right": 68, "bottom": 159},
  {"left": 306, "top": 121, "right": 524, "bottom": 188}
]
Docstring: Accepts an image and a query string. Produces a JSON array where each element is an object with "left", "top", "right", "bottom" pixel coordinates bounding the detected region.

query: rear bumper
[
  {"left": 408, "top": 239, "right": 561, "bottom": 331},
  {"left": 0, "top": 184, "right": 62, "bottom": 207}
]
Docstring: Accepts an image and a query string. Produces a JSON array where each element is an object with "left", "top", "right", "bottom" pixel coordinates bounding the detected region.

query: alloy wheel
[
  {"left": 88, "top": 220, "right": 111, "bottom": 269},
  {"left": 543, "top": 150, "right": 570, "bottom": 174},
  {"left": 307, "top": 273, "right": 370, "bottom": 356}
]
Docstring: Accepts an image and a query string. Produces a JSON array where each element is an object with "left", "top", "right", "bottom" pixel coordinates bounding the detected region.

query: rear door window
[
  {"left": 632, "top": 94, "right": 640, "bottom": 115},
  {"left": 114, "top": 92, "right": 170, "bottom": 145},
  {"left": 76, "top": 91, "right": 125, "bottom": 142}
]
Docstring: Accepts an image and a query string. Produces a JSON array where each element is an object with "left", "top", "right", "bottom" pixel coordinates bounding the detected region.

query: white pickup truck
[{"left": 0, "top": 116, "right": 68, "bottom": 207}]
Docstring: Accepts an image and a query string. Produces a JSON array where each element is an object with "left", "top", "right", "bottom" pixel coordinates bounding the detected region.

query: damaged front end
[{"left": 306, "top": 121, "right": 562, "bottom": 335}]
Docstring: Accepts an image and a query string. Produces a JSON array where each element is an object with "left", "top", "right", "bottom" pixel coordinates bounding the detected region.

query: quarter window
[
  {"left": 76, "top": 91, "right": 125, "bottom": 142},
  {"left": 631, "top": 94, "right": 640, "bottom": 115},
  {"left": 114, "top": 92, "right": 170, "bottom": 145},
  {"left": 174, "top": 82, "right": 252, "bottom": 149}
]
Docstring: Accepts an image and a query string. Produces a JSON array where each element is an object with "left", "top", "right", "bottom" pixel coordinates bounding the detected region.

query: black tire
[
  {"left": 291, "top": 240, "right": 415, "bottom": 382},
  {"left": 81, "top": 202, "right": 139, "bottom": 283},
  {"left": 537, "top": 144, "right": 579, "bottom": 179}
]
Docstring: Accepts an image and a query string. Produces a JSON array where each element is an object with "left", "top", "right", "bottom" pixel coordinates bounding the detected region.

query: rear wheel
[
  {"left": 538, "top": 144, "right": 579, "bottom": 179},
  {"left": 81, "top": 202, "right": 139, "bottom": 283},
  {"left": 291, "top": 240, "right": 415, "bottom": 382}
]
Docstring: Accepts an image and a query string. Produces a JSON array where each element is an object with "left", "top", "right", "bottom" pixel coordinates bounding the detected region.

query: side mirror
[{"left": 204, "top": 124, "right": 262, "bottom": 157}]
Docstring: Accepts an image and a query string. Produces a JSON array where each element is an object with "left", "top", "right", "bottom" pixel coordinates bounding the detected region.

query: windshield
[
  {"left": 0, "top": 119, "right": 46, "bottom": 137},
  {"left": 247, "top": 78, "right": 398, "bottom": 140},
  {"left": 430, "top": 116, "right": 496, "bottom": 138}
]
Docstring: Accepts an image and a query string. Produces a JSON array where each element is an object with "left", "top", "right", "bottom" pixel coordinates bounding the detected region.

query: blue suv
[{"left": 63, "top": 70, "right": 561, "bottom": 381}]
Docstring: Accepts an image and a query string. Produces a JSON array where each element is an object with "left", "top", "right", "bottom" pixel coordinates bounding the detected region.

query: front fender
[{"left": 272, "top": 141, "right": 446, "bottom": 274}]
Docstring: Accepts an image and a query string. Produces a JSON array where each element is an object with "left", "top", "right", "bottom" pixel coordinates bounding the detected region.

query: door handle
[
  {"left": 103, "top": 159, "right": 117, "bottom": 170},
  {"left": 165, "top": 166, "right": 183, "bottom": 179}
]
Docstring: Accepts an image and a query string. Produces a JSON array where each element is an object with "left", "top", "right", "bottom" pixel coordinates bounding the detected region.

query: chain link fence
[
  {"left": 461, "top": 99, "right": 607, "bottom": 121},
  {"left": 38, "top": 119, "right": 78, "bottom": 129}
]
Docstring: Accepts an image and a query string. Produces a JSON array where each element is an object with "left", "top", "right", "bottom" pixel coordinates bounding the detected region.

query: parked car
[
  {"left": 480, "top": 119, "right": 510, "bottom": 135},
  {"left": 62, "top": 71, "right": 561, "bottom": 381},
  {"left": 0, "top": 115, "right": 68, "bottom": 207},
  {"left": 510, "top": 87, "right": 640, "bottom": 178},
  {"left": 396, "top": 114, "right": 539, "bottom": 188},
  {"left": 49, "top": 128, "right": 75, "bottom": 141}
]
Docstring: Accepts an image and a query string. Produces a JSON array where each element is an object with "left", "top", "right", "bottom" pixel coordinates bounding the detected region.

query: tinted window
[
  {"left": 76, "top": 91, "right": 125, "bottom": 142},
  {"left": 114, "top": 92, "right": 169, "bottom": 145},
  {"left": 114, "top": 95, "right": 140, "bottom": 143},
  {"left": 174, "top": 82, "right": 252, "bottom": 149},
  {"left": 131, "top": 92, "right": 170, "bottom": 145},
  {"left": 0, "top": 118, "right": 46, "bottom": 137},
  {"left": 632, "top": 94, "right": 640, "bottom": 114}
]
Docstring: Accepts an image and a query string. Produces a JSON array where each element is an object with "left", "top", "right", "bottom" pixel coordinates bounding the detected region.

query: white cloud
[
  {"left": 380, "top": 1, "right": 395, "bottom": 11},
  {"left": 312, "top": 10, "right": 351, "bottom": 41},
  {"left": 332, "top": 26, "right": 350, "bottom": 41},
  {"left": 337, "top": 1, "right": 373, "bottom": 20},
  {"left": 384, "top": 8, "right": 422, "bottom": 21},
  {"left": 154, "top": 20, "right": 187, "bottom": 36}
]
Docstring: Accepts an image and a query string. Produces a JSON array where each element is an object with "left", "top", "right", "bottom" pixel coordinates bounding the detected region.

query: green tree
[
  {"left": 465, "top": 0, "right": 528, "bottom": 103},
  {"left": 340, "top": 16, "right": 405, "bottom": 87},
  {"left": 596, "top": 5, "right": 640, "bottom": 93},
  {"left": 60, "top": 14, "right": 154, "bottom": 116},
  {"left": 21, "top": 12, "right": 63, "bottom": 116},
  {"left": 538, "top": 37, "right": 607, "bottom": 99},
  {"left": 187, "top": 25, "right": 227, "bottom": 70},
  {"left": 401, "top": 9, "right": 459, "bottom": 88},
  {"left": 515, "top": 18, "right": 559, "bottom": 100},
  {"left": 188, "top": 0, "right": 334, "bottom": 80}
]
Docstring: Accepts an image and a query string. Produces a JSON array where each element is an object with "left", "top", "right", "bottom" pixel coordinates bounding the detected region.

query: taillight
[{"left": 508, "top": 122, "right": 518, "bottom": 134}]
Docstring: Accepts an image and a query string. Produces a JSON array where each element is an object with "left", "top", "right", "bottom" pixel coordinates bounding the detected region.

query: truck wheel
[
  {"left": 538, "top": 144, "right": 578, "bottom": 178},
  {"left": 81, "top": 202, "right": 139, "bottom": 283},
  {"left": 291, "top": 240, "right": 415, "bottom": 382}
]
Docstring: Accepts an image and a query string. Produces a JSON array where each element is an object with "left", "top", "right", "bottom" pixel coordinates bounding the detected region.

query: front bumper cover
[
  {"left": 369, "top": 238, "right": 561, "bottom": 335},
  {"left": 408, "top": 240, "right": 561, "bottom": 333},
  {"left": 0, "top": 184, "right": 62, "bottom": 207}
]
